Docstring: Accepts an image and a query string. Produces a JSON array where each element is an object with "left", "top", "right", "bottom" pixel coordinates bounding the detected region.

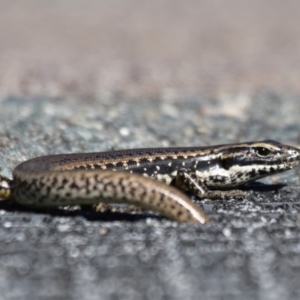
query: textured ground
[{"left": 1, "top": 1, "right": 300, "bottom": 300}]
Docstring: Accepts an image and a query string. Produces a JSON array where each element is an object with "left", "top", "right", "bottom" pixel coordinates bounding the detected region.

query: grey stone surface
[{"left": 0, "top": 95, "right": 300, "bottom": 300}]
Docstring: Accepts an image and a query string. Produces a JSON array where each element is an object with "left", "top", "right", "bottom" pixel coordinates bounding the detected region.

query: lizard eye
[{"left": 255, "top": 147, "right": 271, "bottom": 157}]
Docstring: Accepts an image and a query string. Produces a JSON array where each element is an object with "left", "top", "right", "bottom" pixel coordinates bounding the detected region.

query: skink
[{"left": 0, "top": 140, "right": 299, "bottom": 223}]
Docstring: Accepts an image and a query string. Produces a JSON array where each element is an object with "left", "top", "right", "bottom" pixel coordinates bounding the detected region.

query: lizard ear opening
[
  {"left": 220, "top": 154, "right": 245, "bottom": 170},
  {"left": 220, "top": 155, "right": 234, "bottom": 170}
]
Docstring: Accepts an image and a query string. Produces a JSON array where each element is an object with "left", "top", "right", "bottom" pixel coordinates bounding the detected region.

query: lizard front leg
[{"left": 173, "top": 169, "right": 246, "bottom": 200}]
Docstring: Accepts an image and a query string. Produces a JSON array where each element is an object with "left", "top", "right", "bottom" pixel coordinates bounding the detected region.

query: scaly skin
[{"left": 0, "top": 140, "right": 299, "bottom": 223}]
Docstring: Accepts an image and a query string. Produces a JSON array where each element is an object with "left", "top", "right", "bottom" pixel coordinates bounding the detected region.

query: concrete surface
[{"left": 0, "top": 1, "right": 300, "bottom": 300}]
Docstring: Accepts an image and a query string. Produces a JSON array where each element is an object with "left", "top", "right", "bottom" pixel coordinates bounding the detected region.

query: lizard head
[{"left": 218, "top": 140, "right": 300, "bottom": 185}]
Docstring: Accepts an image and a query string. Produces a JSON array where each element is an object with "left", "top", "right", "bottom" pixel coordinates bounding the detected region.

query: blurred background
[{"left": 1, "top": 0, "right": 300, "bottom": 100}]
